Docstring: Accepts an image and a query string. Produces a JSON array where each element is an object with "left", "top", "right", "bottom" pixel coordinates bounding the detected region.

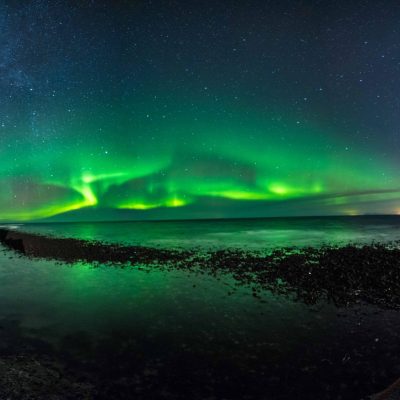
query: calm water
[
  {"left": 1, "top": 216, "right": 400, "bottom": 399},
  {"left": 13, "top": 215, "right": 400, "bottom": 249}
]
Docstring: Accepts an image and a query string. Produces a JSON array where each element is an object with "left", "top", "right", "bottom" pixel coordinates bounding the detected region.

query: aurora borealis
[{"left": 1, "top": 1, "right": 400, "bottom": 222}]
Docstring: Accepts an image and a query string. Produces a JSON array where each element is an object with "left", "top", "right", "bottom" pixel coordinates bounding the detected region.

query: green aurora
[
  {"left": 1, "top": 108, "right": 399, "bottom": 222},
  {"left": 1, "top": 1, "right": 399, "bottom": 222}
]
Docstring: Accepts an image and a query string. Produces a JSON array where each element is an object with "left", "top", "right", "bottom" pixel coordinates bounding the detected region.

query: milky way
[{"left": 1, "top": 1, "right": 400, "bottom": 222}]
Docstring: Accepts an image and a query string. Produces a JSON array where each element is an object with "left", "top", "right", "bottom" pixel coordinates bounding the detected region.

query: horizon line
[{"left": 1, "top": 213, "right": 400, "bottom": 226}]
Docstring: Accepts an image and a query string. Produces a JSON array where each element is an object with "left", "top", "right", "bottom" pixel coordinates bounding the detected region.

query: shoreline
[{"left": 1, "top": 228, "right": 400, "bottom": 309}]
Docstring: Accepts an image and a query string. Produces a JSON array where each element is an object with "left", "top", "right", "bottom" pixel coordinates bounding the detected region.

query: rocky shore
[{"left": 1, "top": 228, "right": 400, "bottom": 309}]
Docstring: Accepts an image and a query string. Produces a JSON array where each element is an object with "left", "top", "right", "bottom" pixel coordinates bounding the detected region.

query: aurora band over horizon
[
  {"left": 1, "top": 110, "right": 399, "bottom": 222},
  {"left": 0, "top": 1, "right": 400, "bottom": 222}
]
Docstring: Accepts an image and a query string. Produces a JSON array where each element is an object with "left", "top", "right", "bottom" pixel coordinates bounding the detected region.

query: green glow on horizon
[
  {"left": 0, "top": 195, "right": 91, "bottom": 221},
  {"left": 1, "top": 105, "right": 399, "bottom": 221},
  {"left": 119, "top": 196, "right": 190, "bottom": 210},
  {"left": 206, "top": 190, "right": 272, "bottom": 201}
]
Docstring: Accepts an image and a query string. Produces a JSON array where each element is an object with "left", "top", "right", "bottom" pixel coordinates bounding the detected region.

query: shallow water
[
  {"left": 0, "top": 245, "right": 321, "bottom": 352},
  {"left": 1, "top": 242, "right": 400, "bottom": 399},
  {"left": 12, "top": 215, "right": 400, "bottom": 249}
]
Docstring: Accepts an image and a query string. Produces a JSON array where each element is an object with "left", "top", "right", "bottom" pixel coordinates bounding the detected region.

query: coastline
[{"left": 1, "top": 228, "right": 400, "bottom": 309}]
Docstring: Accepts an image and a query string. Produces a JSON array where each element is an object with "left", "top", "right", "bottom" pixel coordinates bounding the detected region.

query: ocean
[{"left": 14, "top": 215, "right": 400, "bottom": 249}]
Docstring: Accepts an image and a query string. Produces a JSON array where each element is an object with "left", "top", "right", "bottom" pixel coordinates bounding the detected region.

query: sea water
[{"left": 15, "top": 215, "right": 400, "bottom": 249}]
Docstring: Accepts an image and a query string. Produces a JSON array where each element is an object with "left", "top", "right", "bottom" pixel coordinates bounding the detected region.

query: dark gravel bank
[{"left": 1, "top": 228, "right": 400, "bottom": 309}]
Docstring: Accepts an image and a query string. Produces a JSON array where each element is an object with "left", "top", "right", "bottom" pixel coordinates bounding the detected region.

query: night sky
[{"left": 1, "top": 0, "right": 400, "bottom": 222}]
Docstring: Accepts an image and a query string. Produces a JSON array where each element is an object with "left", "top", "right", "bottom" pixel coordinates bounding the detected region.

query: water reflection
[
  {"left": 1, "top": 245, "right": 400, "bottom": 398},
  {"left": 19, "top": 215, "right": 400, "bottom": 250}
]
